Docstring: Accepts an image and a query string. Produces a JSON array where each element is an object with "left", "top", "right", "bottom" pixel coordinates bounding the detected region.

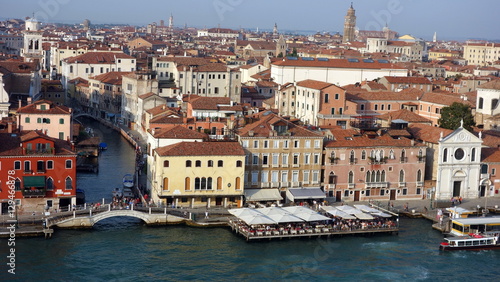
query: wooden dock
[{"left": 229, "top": 221, "right": 398, "bottom": 241}]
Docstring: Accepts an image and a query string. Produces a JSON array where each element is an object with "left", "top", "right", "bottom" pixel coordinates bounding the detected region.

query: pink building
[{"left": 323, "top": 129, "right": 427, "bottom": 202}]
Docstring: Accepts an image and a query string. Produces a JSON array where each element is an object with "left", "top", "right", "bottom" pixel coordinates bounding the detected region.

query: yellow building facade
[{"left": 151, "top": 141, "right": 245, "bottom": 208}]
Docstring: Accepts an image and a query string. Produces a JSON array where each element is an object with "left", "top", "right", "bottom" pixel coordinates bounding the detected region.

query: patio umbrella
[{"left": 239, "top": 214, "right": 276, "bottom": 225}]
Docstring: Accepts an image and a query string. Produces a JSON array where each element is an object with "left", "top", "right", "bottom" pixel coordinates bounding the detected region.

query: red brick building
[{"left": 0, "top": 129, "right": 77, "bottom": 214}]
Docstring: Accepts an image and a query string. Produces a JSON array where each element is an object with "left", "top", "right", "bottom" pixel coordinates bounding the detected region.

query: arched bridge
[{"left": 46, "top": 205, "right": 189, "bottom": 228}]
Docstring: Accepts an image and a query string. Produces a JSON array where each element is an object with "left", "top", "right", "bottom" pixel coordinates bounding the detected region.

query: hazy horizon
[{"left": 2, "top": 0, "right": 499, "bottom": 42}]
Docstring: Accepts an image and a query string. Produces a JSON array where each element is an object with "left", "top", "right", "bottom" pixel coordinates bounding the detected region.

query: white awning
[
  {"left": 286, "top": 188, "right": 326, "bottom": 201},
  {"left": 244, "top": 189, "right": 283, "bottom": 202}
]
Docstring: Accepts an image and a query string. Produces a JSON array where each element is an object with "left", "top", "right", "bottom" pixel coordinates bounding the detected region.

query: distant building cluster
[{"left": 1, "top": 4, "right": 500, "bottom": 213}]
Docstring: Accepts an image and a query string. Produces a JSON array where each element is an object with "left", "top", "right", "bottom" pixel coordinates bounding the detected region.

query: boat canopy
[{"left": 452, "top": 217, "right": 500, "bottom": 226}]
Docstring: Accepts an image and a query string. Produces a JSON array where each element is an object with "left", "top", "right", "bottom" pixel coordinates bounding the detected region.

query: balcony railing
[
  {"left": 22, "top": 189, "right": 47, "bottom": 197},
  {"left": 417, "top": 155, "right": 426, "bottom": 163},
  {"left": 417, "top": 181, "right": 424, "bottom": 187},
  {"left": 481, "top": 173, "right": 490, "bottom": 179},
  {"left": 399, "top": 182, "right": 406, "bottom": 187},
  {"left": 400, "top": 157, "right": 408, "bottom": 163},
  {"left": 329, "top": 157, "right": 339, "bottom": 164},
  {"left": 349, "top": 158, "right": 358, "bottom": 164},
  {"left": 328, "top": 184, "right": 336, "bottom": 189},
  {"left": 348, "top": 183, "right": 355, "bottom": 189},
  {"left": 365, "top": 182, "right": 388, "bottom": 188},
  {"left": 368, "top": 157, "right": 388, "bottom": 164},
  {"left": 25, "top": 148, "right": 55, "bottom": 155}
]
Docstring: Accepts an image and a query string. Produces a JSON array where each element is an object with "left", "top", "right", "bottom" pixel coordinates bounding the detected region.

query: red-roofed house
[
  {"left": 17, "top": 99, "right": 73, "bottom": 140},
  {"left": 379, "top": 76, "right": 432, "bottom": 92}
]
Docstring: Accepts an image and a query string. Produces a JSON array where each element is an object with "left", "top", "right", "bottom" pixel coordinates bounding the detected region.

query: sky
[{"left": 1, "top": 0, "right": 499, "bottom": 41}]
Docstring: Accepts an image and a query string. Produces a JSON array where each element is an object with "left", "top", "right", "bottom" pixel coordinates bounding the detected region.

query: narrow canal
[
  {"left": 2, "top": 119, "right": 500, "bottom": 280},
  {"left": 76, "top": 118, "right": 136, "bottom": 204}
]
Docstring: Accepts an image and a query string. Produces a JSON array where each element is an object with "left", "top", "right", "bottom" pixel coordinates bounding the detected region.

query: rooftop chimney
[{"left": 7, "top": 121, "right": 13, "bottom": 134}]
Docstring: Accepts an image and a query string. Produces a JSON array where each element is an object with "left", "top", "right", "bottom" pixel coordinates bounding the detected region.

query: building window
[
  {"left": 263, "top": 140, "right": 269, "bottom": 148},
  {"left": 253, "top": 140, "right": 259, "bottom": 148},
  {"left": 242, "top": 140, "right": 249, "bottom": 148},
  {"left": 283, "top": 140, "right": 289, "bottom": 148},
  {"left": 47, "top": 161, "right": 53, "bottom": 170},
  {"left": 208, "top": 160, "right": 214, "bottom": 167},
  {"left": 65, "top": 177, "right": 73, "bottom": 190},
  {"left": 443, "top": 148, "right": 448, "bottom": 163},
  {"left": 471, "top": 148, "right": 476, "bottom": 162},
  {"left": 15, "top": 179, "right": 21, "bottom": 191},
  {"left": 46, "top": 178, "right": 54, "bottom": 190},
  {"left": 361, "top": 150, "right": 366, "bottom": 160},
  {"left": 162, "top": 177, "right": 169, "bottom": 190},
  {"left": 313, "top": 153, "right": 320, "bottom": 164},
  {"left": 195, "top": 160, "right": 202, "bottom": 167},
  {"left": 293, "top": 154, "right": 299, "bottom": 165},
  {"left": 163, "top": 160, "right": 169, "bottom": 167},
  {"left": 14, "top": 161, "right": 21, "bottom": 170},
  {"left": 399, "top": 170, "right": 405, "bottom": 182},
  {"left": 324, "top": 94, "right": 329, "bottom": 103},
  {"left": 417, "top": 170, "right": 422, "bottom": 182},
  {"left": 305, "top": 140, "right": 311, "bottom": 148},
  {"left": 24, "top": 161, "right": 31, "bottom": 172},
  {"left": 218, "top": 160, "right": 223, "bottom": 167},
  {"left": 348, "top": 171, "right": 354, "bottom": 184},
  {"left": 304, "top": 154, "right": 310, "bottom": 164},
  {"left": 303, "top": 171, "right": 310, "bottom": 183},
  {"left": 294, "top": 140, "right": 299, "bottom": 148},
  {"left": 282, "top": 154, "right": 289, "bottom": 165},
  {"left": 65, "top": 160, "right": 72, "bottom": 169},
  {"left": 59, "top": 118, "right": 64, "bottom": 124},
  {"left": 235, "top": 177, "right": 241, "bottom": 190},
  {"left": 252, "top": 154, "right": 259, "bottom": 165},
  {"left": 186, "top": 160, "right": 192, "bottom": 167},
  {"left": 25, "top": 117, "right": 30, "bottom": 123},
  {"left": 262, "top": 155, "right": 269, "bottom": 165},
  {"left": 37, "top": 161, "right": 45, "bottom": 172},
  {"left": 236, "top": 160, "right": 242, "bottom": 167}
]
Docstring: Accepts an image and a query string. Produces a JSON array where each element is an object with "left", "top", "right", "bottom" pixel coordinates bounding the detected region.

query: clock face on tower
[{"left": 454, "top": 148, "right": 465, "bottom": 160}]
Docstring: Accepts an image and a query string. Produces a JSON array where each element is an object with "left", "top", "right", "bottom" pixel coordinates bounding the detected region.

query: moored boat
[
  {"left": 123, "top": 173, "right": 134, "bottom": 188},
  {"left": 440, "top": 233, "right": 500, "bottom": 251}
]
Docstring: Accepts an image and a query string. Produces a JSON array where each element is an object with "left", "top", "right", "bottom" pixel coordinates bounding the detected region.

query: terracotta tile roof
[
  {"left": 150, "top": 125, "right": 207, "bottom": 139},
  {"left": 346, "top": 88, "right": 423, "bottom": 101},
  {"left": 146, "top": 104, "right": 178, "bottom": 116},
  {"left": 17, "top": 99, "right": 71, "bottom": 115},
  {"left": 478, "top": 79, "right": 500, "bottom": 90},
  {"left": 407, "top": 124, "right": 453, "bottom": 144},
  {"left": 155, "top": 141, "right": 244, "bottom": 156},
  {"left": 189, "top": 96, "right": 232, "bottom": 110},
  {"left": 325, "top": 129, "right": 420, "bottom": 148},
  {"left": 383, "top": 76, "right": 431, "bottom": 84},
  {"left": 0, "top": 130, "right": 74, "bottom": 156},
  {"left": 273, "top": 57, "right": 405, "bottom": 69},
  {"left": 238, "top": 111, "right": 322, "bottom": 138},
  {"left": 377, "top": 109, "right": 431, "bottom": 123},
  {"left": 481, "top": 147, "right": 500, "bottom": 163},
  {"left": 297, "top": 79, "right": 334, "bottom": 90},
  {"left": 150, "top": 116, "right": 185, "bottom": 124},
  {"left": 89, "top": 71, "right": 131, "bottom": 85},
  {"left": 364, "top": 81, "right": 387, "bottom": 90},
  {"left": 64, "top": 52, "right": 133, "bottom": 64},
  {"left": 419, "top": 92, "right": 475, "bottom": 107},
  {"left": 138, "top": 92, "right": 157, "bottom": 99},
  {"left": 0, "top": 61, "right": 38, "bottom": 73},
  {"left": 477, "top": 130, "right": 500, "bottom": 148},
  {"left": 386, "top": 129, "right": 412, "bottom": 138}
]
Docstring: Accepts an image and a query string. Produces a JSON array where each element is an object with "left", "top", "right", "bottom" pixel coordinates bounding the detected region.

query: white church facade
[{"left": 435, "top": 125, "right": 483, "bottom": 200}]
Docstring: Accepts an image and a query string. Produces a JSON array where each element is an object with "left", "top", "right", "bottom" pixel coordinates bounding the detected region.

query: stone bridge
[{"left": 47, "top": 205, "right": 189, "bottom": 228}]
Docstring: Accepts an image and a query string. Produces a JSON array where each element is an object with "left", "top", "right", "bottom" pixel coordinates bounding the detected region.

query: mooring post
[
  {"left": 108, "top": 204, "right": 111, "bottom": 212},
  {"left": 164, "top": 208, "right": 167, "bottom": 215},
  {"left": 102, "top": 198, "right": 105, "bottom": 205},
  {"left": 90, "top": 209, "right": 92, "bottom": 217},
  {"left": 131, "top": 203, "right": 134, "bottom": 211},
  {"left": 149, "top": 207, "right": 151, "bottom": 215},
  {"left": 73, "top": 211, "right": 75, "bottom": 218}
]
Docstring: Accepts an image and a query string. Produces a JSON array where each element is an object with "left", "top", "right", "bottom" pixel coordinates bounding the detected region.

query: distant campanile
[{"left": 342, "top": 3, "right": 356, "bottom": 43}]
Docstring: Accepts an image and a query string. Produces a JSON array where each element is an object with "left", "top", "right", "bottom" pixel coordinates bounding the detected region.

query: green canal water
[{"left": 2, "top": 119, "right": 500, "bottom": 281}]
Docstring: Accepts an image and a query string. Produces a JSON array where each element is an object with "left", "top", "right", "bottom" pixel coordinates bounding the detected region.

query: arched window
[
  {"left": 65, "top": 177, "right": 73, "bottom": 190},
  {"left": 361, "top": 150, "right": 366, "bottom": 160},
  {"left": 389, "top": 150, "right": 395, "bottom": 159},
  {"left": 185, "top": 177, "right": 191, "bottom": 191},
  {"left": 376, "top": 171, "right": 381, "bottom": 182},
  {"left": 371, "top": 171, "right": 376, "bottom": 182},
  {"left": 360, "top": 104, "right": 365, "bottom": 111},
  {"left": 195, "top": 160, "right": 202, "bottom": 167},
  {"left": 443, "top": 148, "right": 448, "bottom": 162},
  {"left": 349, "top": 150, "right": 355, "bottom": 162},
  {"left": 201, "top": 177, "right": 207, "bottom": 189},
  {"left": 236, "top": 160, "right": 242, "bottom": 167},
  {"left": 217, "top": 177, "right": 222, "bottom": 190},
  {"left": 418, "top": 149, "right": 423, "bottom": 157},
  {"left": 329, "top": 172, "right": 336, "bottom": 184},
  {"left": 348, "top": 171, "right": 354, "bottom": 184},
  {"left": 163, "top": 160, "right": 169, "bottom": 167},
  {"left": 46, "top": 178, "right": 54, "bottom": 190},
  {"left": 471, "top": 148, "right": 476, "bottom": 162},
  {"left": 417, "top": 170, "right": 422, "bottom": 182},
  {"left": 478, "top": 97, "right": 484, "bottom": 109},
  {"left": 401, "top": 149, "right": 406, "bottom": 162},
  {"left": 208, "top": 160, "right": 213, "bottom": 167},
  {"left": 186, "top": 160, "right": 192, "bottom": 167},
  {"left": 365, "top": 171, "right": 371, "bottom": 182},
  {"left": 15, "top": 178, "right": 21, "bottom": 191},
  {"left": 399, "top": 170, "right": 405, "bottom": 183},
  {"left": 163, "top": 177, "right": 169, "bottom": 190},
  {"left": 207, "top": 177, "right": 213, "bottom": 190},
  {"left": 218, "top": 160, "right": 223, "bottom": 167},
  {"left": 235, "top": 177, "right": 241, "bottom": 190},
  {"left": 381, "top": 170, "right": 386, "bottom": 182}
]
